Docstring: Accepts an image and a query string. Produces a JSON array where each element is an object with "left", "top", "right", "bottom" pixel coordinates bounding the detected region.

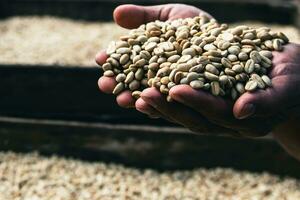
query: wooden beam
[{"left": 0, "top": 65, "right": 152, "bottom": 122}]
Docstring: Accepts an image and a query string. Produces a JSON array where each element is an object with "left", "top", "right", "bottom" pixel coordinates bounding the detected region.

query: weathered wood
[
  {"left": 0, "top": 116, "right": 191, "bottom": 135},
  {"left": 0, "top": 64, "right": 170, "bottom": 125}
]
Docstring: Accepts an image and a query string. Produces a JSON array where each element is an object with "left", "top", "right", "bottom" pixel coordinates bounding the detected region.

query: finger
[
  {"left": 98, "top": 76, "right": 116, "bottom": 94},
  {"left": 169, "top": 85, "right": 232, "bottom": 119},
  {"left": 113, "top": 4, "right": 168, "bottom": 29},
  {"left": 163, "top": 4, "right": 213, "bottom": 20},
  {"left": 233, "top": 75, "right": 294, "bottom": 120},
  {"left": 116, "top": 91, "right": 135, "bottom": 108},
  {"left": 271, "top": 43, "right": 299, "bottom": 68},
  {"left": 98, "top": 77, "right": 135, "bottom": 108},
  {"left": 140, "top": 88, "right": 232, "bottom": 135},
  {"left": 170, "top": 85, "right": 270, "bottom": 137},
  {"left": 113, "top": 4, "right": 212, "bottom": 29},
  {"left": 135, "top": 98, "right": 161, "bottom": 118},
  {"left": 135, "top": 98, "right": 178, "bottom": 122},
  {"left": 95, "top": 50, "right": 108, "bottom": 65}
]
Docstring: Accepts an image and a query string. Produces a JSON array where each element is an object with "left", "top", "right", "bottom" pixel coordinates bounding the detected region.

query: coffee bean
[
  {"left": 245, "top": 80, "right": 258, "bottom": 91},
  {"left": 211, "top": 81, "right": 220, "bottom": 96},
  {"left": 116, "top": 73, "right": 126, "bottom": 82},
  {"left": 132, "top": 90, "right": 142, "bottom": 99},
  {"left": 190, "top": 80, "right": 204, "bottom": 89},
  {"left": 103, "top": 70, "right": 114, "bottom": 77},
  {"left": 113, "top": 82, "right": 125, "bottom": 95},
  {"left": 120, "top": 54, "right": 130, "bottom": 65},
  {"left": 102, "top": 16, "right": 288, "bottom": 101},
  {"left": 205, "top": 64, "right": 219, "bottom": 75},
  {"left": 102, "top": 63, "right": 112, "bottom": 71},
  {"left": 261, "top": 75, "right": 272, "bottom": 86}
]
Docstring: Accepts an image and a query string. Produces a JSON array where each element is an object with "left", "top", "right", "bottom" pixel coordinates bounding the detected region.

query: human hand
[
  {"left": 139, "top": 43, "right": 300, "bottom": 137},
  {"left": 96, "top": 4, "right": 212, "bottom": 109},
  {"left": 96, "top": 4, "right": 299, "bottom": 139}
]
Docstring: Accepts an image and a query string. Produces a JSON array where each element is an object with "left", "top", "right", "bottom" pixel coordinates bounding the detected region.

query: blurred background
[{"left": 0, "top": 0, "right": 300, "bottom": 199}]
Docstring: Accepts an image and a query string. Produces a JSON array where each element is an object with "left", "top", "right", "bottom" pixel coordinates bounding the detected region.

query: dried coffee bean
[
  {"left": 211, "top": 81, "right": 220, "bottom": 96},
  {"left": 261, "top": 75, "right": 272, "bottom": 86},
  {"left": 103, "top": 70, "right": 114, "bottom": 77},
  {"left": 113, "top": 82, "right": 125, "bottom": 95},
  {"left": 190, "top": 80, "right": 204, "bottom": 89},
  {"left": 245, "top": 80, "right": 258, "bottom": 91},
  {"left": 102, "top": 16, "right": 289, "bottom": 101},
  {"left": 116, "top": 73, "right": 126, "bottom": 82}
]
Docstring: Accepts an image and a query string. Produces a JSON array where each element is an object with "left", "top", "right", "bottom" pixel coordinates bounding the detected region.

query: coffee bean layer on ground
[
  {"left": 0, "top": 16, "right": 126, "bottom": 67},
  {"left": 0, "top": 17, "right": 298, "bottom": 67},
  {"left": 0, "top": 152, "right": 299, "bottom": 200}
]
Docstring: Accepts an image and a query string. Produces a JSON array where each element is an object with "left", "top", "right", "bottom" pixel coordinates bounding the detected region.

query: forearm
[{"left": 272, "top": 118, "right": 300, "bottom": 161}]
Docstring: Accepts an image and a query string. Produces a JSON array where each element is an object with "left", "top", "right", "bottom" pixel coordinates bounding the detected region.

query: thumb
[
  {"left": 113, "top": 4, "right": 168, "bottom": 29},
  {"left": 113, "top": 4, "right": 212, "bottom": 29},
  {"left": 233, "top": 77, "right": 289, "bottom": 119}
]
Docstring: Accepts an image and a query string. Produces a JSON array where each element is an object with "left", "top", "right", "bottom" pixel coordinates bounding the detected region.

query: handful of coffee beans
[{"left": 101, "top": 16, "right": 289, "bottom": 101}]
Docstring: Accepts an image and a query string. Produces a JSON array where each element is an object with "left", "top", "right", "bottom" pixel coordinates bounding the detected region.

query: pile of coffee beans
[{"left": 101, "top": 16, "right": 289, "bottom": 101}]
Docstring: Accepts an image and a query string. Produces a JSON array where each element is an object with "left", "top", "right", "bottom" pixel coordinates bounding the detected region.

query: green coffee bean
[{"left": 102, "top": 16, "right": 288, "bottom": 101}]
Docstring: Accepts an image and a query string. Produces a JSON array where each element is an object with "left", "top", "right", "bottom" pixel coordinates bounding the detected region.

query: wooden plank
[
  {"left": 0, "top": 115, "right": 275, "bottom": 139},
  {"left": 0, "top": 64, "right": 179, "bottom": 127},
  {"left": 0, "top": 116, "right": 191, "bottom": 135}
]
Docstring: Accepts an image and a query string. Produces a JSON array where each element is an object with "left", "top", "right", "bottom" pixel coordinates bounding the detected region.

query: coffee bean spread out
[{"left": 101, "top": 15, "right": 289, "bottom": 101}]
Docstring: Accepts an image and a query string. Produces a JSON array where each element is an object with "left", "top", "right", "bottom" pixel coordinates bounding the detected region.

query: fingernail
[{"left": 238, "top": 104, "right": 255, "bottom": 119}]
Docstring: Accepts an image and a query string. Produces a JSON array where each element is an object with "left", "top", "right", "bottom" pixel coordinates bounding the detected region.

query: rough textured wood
[{"left": 0, "top": 64, "right": 169, "bottom": 124}]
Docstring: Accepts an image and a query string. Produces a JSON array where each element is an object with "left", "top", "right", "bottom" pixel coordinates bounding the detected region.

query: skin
[{"left": 96, "top": 4, "right": 300, "bottom": 160}]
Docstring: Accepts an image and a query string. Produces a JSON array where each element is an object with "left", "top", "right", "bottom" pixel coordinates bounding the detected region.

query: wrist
[{"left": 272, "top": 118, "right": 300, "bottom": 161}]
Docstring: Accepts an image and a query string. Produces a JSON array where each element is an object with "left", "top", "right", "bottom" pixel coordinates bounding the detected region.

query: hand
[
  {"left": 96, "top": 4, "right": 300, "bottom": 140},
  {"left": 140, "top": 43, "right": 300, "bottom": 138},
  {"left": 96, "top": 4, "right": 212, "bottom": 109}
]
